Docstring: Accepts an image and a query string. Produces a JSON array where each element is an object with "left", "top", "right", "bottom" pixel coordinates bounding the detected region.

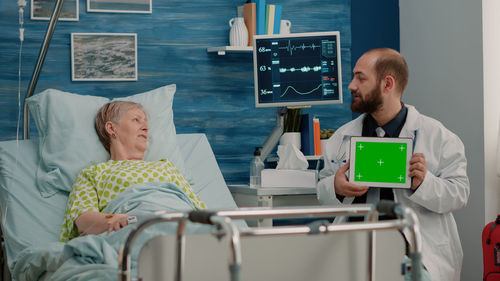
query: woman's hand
[
  {"left": 76, "top": 211, "right": 130, "bottom": 236},
  {"left": 105, "top": 214, "right": 129, "bottom": 234}
]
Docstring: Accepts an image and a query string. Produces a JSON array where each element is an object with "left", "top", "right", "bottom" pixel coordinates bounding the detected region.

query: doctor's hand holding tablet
[
  {"left": 408, "top": 152, "right": 427, "bottom": 189},
  {"left": 334, "top": 136, "right": 428, "bottom": 197}
]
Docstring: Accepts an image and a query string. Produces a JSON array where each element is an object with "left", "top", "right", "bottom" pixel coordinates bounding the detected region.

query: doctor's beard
[{"left": 350, "top": 83, "right": 383, "bottom": 114}]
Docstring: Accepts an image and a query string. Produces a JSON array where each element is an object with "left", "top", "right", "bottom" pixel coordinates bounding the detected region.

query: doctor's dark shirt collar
[{"left": 362, "top": 103, "right": 408, "bottom": 138}]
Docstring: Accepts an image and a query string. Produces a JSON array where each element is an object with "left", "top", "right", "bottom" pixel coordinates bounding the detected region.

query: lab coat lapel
[
  {"left": 399, "top": 104, "right": 422, "bottom": 139},
  {"left": 339, "top": 113, "right": 365, "bottom": 138}
]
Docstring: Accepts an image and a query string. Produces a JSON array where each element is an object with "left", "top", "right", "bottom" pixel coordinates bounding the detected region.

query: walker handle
[
  {"left": 189, "top": 210, "right": 216, "bottom": 225},
  {"left": 376, "top": 200, "right": 400, "bottom": 218}
]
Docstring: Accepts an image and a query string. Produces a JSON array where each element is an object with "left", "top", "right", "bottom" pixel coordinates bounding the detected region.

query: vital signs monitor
[{"left": 253, "top": 31, "right": 342, "bottom": 108}]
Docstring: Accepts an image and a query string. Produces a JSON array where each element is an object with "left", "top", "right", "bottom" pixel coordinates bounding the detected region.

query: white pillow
[{"left": 26, "top": 84, "right": 187, "bottom": 197}]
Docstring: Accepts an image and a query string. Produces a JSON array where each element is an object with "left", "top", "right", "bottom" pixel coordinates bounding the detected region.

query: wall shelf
[
  {"left": 207, "top": 46, "right": 253, "bottom": 55},
  {"left": 266, "top": 155, "right": 324, "bottom": 163}
]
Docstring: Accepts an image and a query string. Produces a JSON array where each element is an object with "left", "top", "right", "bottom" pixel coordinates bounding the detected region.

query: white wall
[
  {"left": 399, "top": 0, "right": 484, "bottom": 279},
  {"left": 483, "top": 0, "right": 500, "bottom": 227}
]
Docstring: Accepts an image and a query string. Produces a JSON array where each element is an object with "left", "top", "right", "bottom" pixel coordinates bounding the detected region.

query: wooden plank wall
[{"left": 0, "top": 0, "right": 352, "bottom": 184}]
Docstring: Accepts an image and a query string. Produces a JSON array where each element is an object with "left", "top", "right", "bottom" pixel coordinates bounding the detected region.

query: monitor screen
[{"left": 253, "top": 31, "right": 342, "bottom": 108}]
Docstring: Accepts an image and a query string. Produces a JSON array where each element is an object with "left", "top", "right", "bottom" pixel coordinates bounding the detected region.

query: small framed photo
[
  {"left": 87, "top": 0, "right": 152, "bottom": 13},
  {"left": 71, "top": 33, "right": 138, "bottom": 81},
  {"left": 31, "top": 0, "right": 79, "bottom": 21}
]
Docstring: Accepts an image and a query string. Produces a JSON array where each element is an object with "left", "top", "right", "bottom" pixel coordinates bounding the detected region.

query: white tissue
[{"left": 276, "top": 144, "right": 309, "bottom": 170}]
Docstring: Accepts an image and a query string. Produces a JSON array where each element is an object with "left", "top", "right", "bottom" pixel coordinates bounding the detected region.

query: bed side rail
[{"left": 119, "top": 203, "right": 422, "bottom": 281}]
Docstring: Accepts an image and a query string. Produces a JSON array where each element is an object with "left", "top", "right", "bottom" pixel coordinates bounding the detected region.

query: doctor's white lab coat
[{"left": 317, "top": 104, "right": 470, "bottom": 281}]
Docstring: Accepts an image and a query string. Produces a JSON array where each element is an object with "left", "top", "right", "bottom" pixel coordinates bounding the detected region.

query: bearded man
[{"left": 317, "top": 48, "right": 470, "bottom": 281}]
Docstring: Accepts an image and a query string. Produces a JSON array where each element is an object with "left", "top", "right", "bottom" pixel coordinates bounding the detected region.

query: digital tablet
[{"left": 349, "top": 136, "right": 413, "bottom": 188}]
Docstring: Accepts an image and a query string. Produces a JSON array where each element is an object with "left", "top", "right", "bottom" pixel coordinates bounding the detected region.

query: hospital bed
[{"left": 0, "top": 132, "right": 243, "bottom": 281}]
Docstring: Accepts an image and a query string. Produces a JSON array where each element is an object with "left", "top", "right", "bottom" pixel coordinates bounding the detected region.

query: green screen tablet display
[{"left": 349, "top": 137, "right": 412, "bottom": 188}]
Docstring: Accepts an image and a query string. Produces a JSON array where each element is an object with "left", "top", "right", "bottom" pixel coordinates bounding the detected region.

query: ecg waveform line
[
  {"left": 280, "top": 83, "right": 322, "bottom": 97},
  {"left": 279, "top": 66, "right": 321, "bottom": 73},
  {"left": 279, "top": 40, "right": 320, "bottom": 56}
]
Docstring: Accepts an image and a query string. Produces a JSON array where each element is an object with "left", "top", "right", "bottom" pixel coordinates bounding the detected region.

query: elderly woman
[{"left": 60, "top": 101, "right": 205, "bottom": 242}]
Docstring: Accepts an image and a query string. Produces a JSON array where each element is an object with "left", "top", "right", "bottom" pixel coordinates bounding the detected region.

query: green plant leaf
[{"left": 284, "top": 108, "right": 302, "bottom": 132}]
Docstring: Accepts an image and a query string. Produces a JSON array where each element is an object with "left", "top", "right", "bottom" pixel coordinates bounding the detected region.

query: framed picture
[
  {"left": 31, "top": 0, "right": 79, "bottom": 21},
  {"left": 71, "top": 33, "right": 138, "bottom": 81},
  {"left": 87, "top": 0, "right": 152, "bottom": 13}
]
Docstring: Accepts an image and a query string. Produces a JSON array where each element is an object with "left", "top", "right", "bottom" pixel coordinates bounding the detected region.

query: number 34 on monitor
[{"left": 349, "top": 137, "right": 413, "bottom": 189}]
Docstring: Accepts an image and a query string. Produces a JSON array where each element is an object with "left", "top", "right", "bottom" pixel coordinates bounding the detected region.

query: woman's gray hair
[{"left": 95, "top": 101, "right": 146, "bottom": 152}]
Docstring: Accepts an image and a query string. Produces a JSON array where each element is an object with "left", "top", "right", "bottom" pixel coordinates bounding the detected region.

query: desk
[{"left": 228, "top": 184, "right": 320, "bottom": 227}]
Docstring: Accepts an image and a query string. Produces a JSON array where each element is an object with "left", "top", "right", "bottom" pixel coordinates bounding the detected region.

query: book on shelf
[
  {"left": 313, "top": 117, "right": 322, "bottom": 156},
  {"left": 273, "top": 5, "right": 282, "bottom": 34},
  {"left": 243, "top": 2, "right": 256, "bottom": 46},
  {"left": 265, "top": 4, "right": 282, "bottom": 35},
  {"left": 239, "top": 1, "right": 281, "bottom": 36},
  {"left": 300, "top": 113, "right": 315, "bottom": 156},
  {"left": 255, "top": 0, "right": 266, "bottom": 35},
  {"left": 237, "top": 5, "right": 244, "bottom": 17},
  {"left": 265, "top": 4, "right": 275, "bottom": 35}
]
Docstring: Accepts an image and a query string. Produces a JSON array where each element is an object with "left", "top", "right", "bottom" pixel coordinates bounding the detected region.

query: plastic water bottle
[{"left": 250, "top": 147, "right": 264, "bottom": 188}]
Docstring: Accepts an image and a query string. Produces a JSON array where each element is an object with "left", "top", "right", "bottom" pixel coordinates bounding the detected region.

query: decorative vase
[
  {"left": 280, "top": 20, "right": 291, "bottom": 34},
  {"left": 320, "top": 139, "right": 328, "bottom": 155},
  {"left": 280, "top": 132, "right": 301, "bottom": 150},
  {"left": 229, "top": 17, "right": 249, "bottom": 47}
]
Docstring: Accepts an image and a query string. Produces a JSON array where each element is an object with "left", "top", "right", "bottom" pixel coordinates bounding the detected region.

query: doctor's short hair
[
  {"left": 368, "top": 48, "right": 409, "bottom": 94},
  {"left": 95, "top": 101, "right": 147, "bottom": 152}
]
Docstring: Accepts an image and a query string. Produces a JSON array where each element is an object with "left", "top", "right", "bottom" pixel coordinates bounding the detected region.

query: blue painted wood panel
[
  {"left": 351, "top": 0, "right": 399, "bottom": 63},
  {"left": 0, "top": 0, "right": 352, "bottom": 184}
]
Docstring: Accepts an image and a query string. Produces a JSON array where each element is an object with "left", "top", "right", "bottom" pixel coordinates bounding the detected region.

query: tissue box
[{"left": 261, "top": 169, "right": 318, "bottom": 188}]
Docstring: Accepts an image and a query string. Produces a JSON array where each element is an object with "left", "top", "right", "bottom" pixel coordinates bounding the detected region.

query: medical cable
[{"left": 15, "top": 0, "right": 27, "bottom": 171}]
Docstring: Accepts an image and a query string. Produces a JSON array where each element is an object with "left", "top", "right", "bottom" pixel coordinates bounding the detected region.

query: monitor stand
[
  {"left": 259, "top": 107, "right": 287, "bottom": 162},
  {"left": 259, "top": 106, "right": 309, "bottom": 162}
]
